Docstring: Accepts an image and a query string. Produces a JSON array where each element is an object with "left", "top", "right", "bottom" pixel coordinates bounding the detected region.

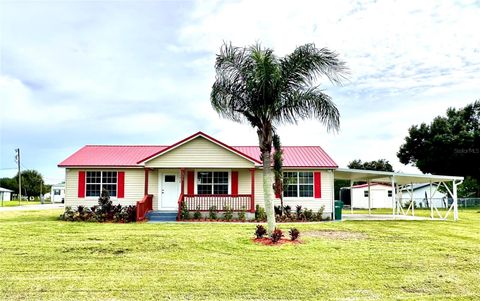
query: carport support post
[
  {"left": 430, "top": 181, "right": 433, "bottom": 219},
  {"left": 411, "top": 182, "right": 414, "bottom": 217},
  {"left": 367, "top": 179, "right": 371, "bottom": 215},
  {"left": 453, "top": 181, "right": 458, "bottom": 221},
  {"left": 350, "top": 180, "right": 354, "bottom": 214},
  {"left": 391, "top": 177, "right": 395, "bottom": 217}
]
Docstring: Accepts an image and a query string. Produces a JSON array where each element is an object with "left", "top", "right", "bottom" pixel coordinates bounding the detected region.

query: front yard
[{"left": 0, "top": 209, "right": 479, "bottom": 300}]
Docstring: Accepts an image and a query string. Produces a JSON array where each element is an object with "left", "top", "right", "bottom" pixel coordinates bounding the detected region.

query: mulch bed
[{"left": 252, "top": 237, "right": 302, "bottom": 246}]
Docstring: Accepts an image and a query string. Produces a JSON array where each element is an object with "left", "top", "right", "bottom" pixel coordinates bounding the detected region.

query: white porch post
[
  {"left": 367, "top": 179, "right": 371, "bottom": 215},
  {"left": 453, "top": 180, "right": 459, "bottom": 221}
]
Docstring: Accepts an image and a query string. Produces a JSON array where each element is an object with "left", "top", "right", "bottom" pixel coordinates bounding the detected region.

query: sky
[{"left": 0, "top": 0, "right": 479, "bottom": 184}]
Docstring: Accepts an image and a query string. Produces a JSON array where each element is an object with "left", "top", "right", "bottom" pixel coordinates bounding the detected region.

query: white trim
[
  {"left": 283, "top": 171, "right": 314, "bottom": 199},
  {"left": 84, "top": 170, "right": 119, "bottom": 198},
  {"left": 140, "top": 134, "right": 259, "bottom": 165},
  {"left": 158, "top": 171, "right": 181, "bottom": 210},
  {"left": 194, "top": 169, "right": 231, "bottom": 195}
]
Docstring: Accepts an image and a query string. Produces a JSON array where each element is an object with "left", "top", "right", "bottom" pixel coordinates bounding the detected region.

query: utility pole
[{"left": 15, "top": 148, "right": 21, "bottom": 205}]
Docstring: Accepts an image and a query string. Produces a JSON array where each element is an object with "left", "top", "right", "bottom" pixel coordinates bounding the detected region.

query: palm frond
[
  {"left": 280, "top": 43, "right": 349, "bottom": 89},
  {"left": 277, "top": 87, "right": 340, "bottom": 132}
]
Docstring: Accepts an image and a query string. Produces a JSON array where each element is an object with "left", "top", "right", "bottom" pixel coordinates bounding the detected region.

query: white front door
[{"left": 159, "top": 172, "right": 180, "bottom": 210}]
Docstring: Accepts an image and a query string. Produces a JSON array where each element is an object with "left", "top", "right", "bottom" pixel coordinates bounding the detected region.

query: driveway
[
  {"left": 343, "top": 214, "right": 429, "bottom": 221},
  {"left": 0, "top": 203, "right": 64, "bottom": 212}
]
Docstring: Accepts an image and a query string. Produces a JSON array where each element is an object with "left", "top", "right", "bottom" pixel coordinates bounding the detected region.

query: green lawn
[
  {"left": 0, "top": 200, "right": 41, "bottom": 207},
  {"left": 0, "top": 209, "right": 479, "bottom": 300}
]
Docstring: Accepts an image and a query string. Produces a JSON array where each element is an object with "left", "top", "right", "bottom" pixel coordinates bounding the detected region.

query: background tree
[
  {"left": 397, "top": 100, "right": 480, "bottom": 196},
  {"left": 348, "top": 159, "right": 394, "bottom": 172},
  {"left": 211, "top": 42, "right": 347, "bottom": 233},
  {"left": 13, "top": 170, "right": 44, "bottom": 197},
  {"left": 334, "top": 159, "right": 394, "bottom": 199},
  {"left": 0, "top": 177, "right": 18, "bottom": 193}
]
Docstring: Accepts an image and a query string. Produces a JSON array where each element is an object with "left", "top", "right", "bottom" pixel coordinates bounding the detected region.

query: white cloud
[{"left": 0, "top": 0, "right": 479, "bottom": 181}]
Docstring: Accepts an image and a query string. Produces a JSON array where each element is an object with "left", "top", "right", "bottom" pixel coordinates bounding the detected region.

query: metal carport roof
[{"left": 334, "top": 168, "right": 464, "bottom": 185}]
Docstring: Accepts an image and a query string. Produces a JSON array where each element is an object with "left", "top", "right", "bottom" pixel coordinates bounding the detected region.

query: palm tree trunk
[
  {"left": 262, "top": 149, "right": 276, "bottom": 234},
  {"left": 258, "top": 124, "right": 276, "bottom": 234}
]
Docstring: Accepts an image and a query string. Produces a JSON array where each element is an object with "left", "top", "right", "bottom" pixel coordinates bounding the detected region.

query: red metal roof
[
  {"left": 232, "top": 146, "right": 337, "bottom": 168},
  {"left": 58, "top": 133, "right": 337, "bottom": 168},
  {"left": 58, "top": 145, "right": 168, "bottom": 167}
]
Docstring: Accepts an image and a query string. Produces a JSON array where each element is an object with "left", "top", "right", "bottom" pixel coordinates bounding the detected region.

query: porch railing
[
  {"left": 182, "top": 194, "right": 253, "bottom": 212},
  {"left": 136, "top": 194, "right": 153, "bottom": 221}
]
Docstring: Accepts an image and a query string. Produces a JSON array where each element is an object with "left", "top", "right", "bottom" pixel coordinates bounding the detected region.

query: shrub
[
  {"left": 209, "top": 206, "right": 217, "bottom": 220},
  {"left": 271, "top": 228, "right": 283, "bottom": 243},
  {"left": 238, "top": 206, "right": 246, "bottom": 222},
  {"left": 255, "top": 225, "right": 267, "bottom": 238},
  {"left": 315, "top": 205, "right": 325, "bottom": 221},
  {"left": 256, "top": 206, "right": 267, "bottom": 221},
  {"left": 289, "top": 228, "right": 300, "bottom": 241},
  {"left": 284, "top": 205, "right": 292, "bottom": 216},
  {"left": 295, "top": 205, "right": 302, "bottom": 216},
  {"left": 60, "top": 191, "right": 137, "bottom": 223},
  {"left": 193, "top": 206, "right": 202, "bottom": 220},
  {"left": 180, "top": 201, "right": 190, "bottom": 220},
  {"left": 274, "top": 205, "right": 282, "bottom": 216},
  {"left": 304, "top": 208, "right": 314, "bottom": 221},
  {"left": 223, "top": 205, "right": 233, "bottom": 221}
]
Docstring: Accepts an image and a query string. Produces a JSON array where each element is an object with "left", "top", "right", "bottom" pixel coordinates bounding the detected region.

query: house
[
  {"left": 345, "top": 183, "right": 394, "bottom": 209},
  {"left": 58, "top": 132, "right": 336, "bottom": 220},
  {"left": 50, "top": 183, "right": 66, "bottom": 203},
  {"left": 0, "top": 187, "right": 13, "bottom": 201},
  {"left": 400, "top": 183, "right": 447, "bottom": 208}
]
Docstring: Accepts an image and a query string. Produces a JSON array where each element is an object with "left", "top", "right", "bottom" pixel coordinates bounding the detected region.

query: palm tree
[{"left": 211, "top": 42, "right": 348, "bottom": 233}]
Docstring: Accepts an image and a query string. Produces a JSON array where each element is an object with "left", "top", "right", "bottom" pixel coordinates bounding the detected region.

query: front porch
[{"left": 137, "top": 168, "right": 256, "bottom": 221}]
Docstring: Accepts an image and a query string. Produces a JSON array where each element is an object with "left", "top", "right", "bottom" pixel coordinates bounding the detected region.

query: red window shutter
[
  {"left": 78, "top": 171, "right": 85, "bottom": 198},
  {"left": 118, "top": 171, "right": 125, "bottom": 198},
  {"left": 187, "top": 171, "right": 195, "bottom": 194},
  {"left": 231, "top": 171, "right": 238, "bottom": 195},
  {"left": 314, "top": 172, "right": 321, "bottom": 199}
]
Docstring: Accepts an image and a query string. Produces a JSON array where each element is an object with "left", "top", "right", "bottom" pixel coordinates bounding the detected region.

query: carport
[{"left": 334, "top": 168, "right": 464, "bottom": 221}]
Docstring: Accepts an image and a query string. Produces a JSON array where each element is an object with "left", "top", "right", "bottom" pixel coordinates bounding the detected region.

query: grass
[
  {"left": 0, "top": 209, "right": 479, "bottom": 300},
  {"left": 0, "top": 200, "right": 41, "bottom": 207}
]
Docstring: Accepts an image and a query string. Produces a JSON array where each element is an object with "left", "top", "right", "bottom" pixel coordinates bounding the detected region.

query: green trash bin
[{"left": 334, "top": 200, "right": 344, "bottom": 220}]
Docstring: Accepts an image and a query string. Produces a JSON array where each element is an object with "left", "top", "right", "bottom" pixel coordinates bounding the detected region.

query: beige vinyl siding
[
  {"left": 64, "top": 168, "right": 145, "bottom": 208},
  {"left": 147, "top": 169, "right": 158, "bottom": 209},
  {"left": 251, "top": 169, "right": 334, "bottom": 214},
  {"left": 144, "top": 136, "right": 255, "bottom": 168}
]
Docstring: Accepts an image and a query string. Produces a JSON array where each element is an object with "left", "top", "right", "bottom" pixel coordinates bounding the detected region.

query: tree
[
  {"left": 0, "top": 177, "right": 18, "bottom": 193},
  {"left": 13, "top": 169, "right": 44, "bottom": 197},
  {"left": 397, "top": 101, "right": 480, "bottom": 196},
  {"left": 211, "top": 42, "right": 347, "bottom": 233},
  {"left": 348, "top": 159, "right": 394, "bottom": 172}
]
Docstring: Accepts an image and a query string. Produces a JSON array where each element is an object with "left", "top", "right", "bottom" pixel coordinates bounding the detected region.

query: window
[
  {"left": 283, "top": 171, "right": 314, "bottom": 198},
  {"left": 388, "top": 190, "right": 392, "bottom": 197},
  {"left": 364, "top": 191, "right": 369, "bottom": 197},
  {"left": 86, "top": 171, "right": 117, "bottom": 197},
  {"left": 197, "top": 171, "right": 228, "bottom": 195},
  {"left": 164, "top": 175, "right": 176, "bottom": 182},
  {"left": 54, "top": 189, "right": 61, "bottom": 196}
]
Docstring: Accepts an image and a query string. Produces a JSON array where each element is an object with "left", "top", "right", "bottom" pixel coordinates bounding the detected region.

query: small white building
[
  {"left": 0, "top": 187, "right": 13, "bottom": 201},
  {"left": 350, "top": 183, "right": 393, "bottom": 209},
  {"left": 400, "top": 183, "right": 448, "bottom": 208},
  {"left": 51, "top": 183, "right": 65, "bottom": 203}
]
